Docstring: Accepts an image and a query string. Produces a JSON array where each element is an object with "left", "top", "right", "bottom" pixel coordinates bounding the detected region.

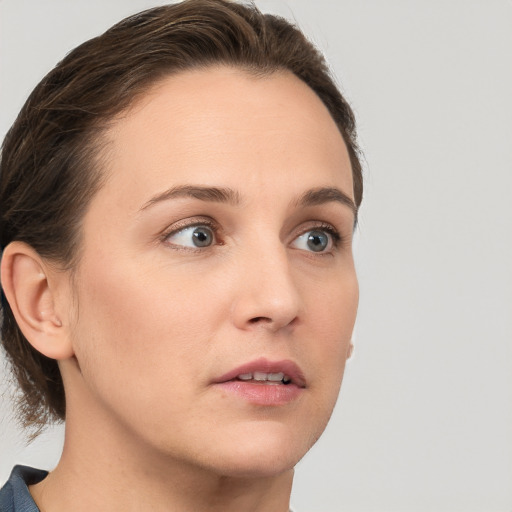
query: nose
[{"left": 230, "top": 243, "right": 302, "bottom": 333}]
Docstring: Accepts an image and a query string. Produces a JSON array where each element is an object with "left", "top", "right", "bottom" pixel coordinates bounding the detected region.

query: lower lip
[{"left": 215, "top": 380, "right": 303, "bottom": 406}]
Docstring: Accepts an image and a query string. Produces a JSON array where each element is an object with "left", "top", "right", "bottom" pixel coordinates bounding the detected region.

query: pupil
[
  {"left": 307, "top": 231, "right": 328, "bottom": 252},
  {"left": 192, "top": 227, "right": 212, "bottom": 247}
]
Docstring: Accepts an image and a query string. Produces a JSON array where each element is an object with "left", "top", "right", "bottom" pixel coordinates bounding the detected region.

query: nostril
[{"left": 249, "top": 316, "right": 271, "bottom": 324}]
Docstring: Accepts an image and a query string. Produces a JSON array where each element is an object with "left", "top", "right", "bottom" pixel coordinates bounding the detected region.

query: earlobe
[
  {"left": 346, "top": 342, "right": 354, "bottom": 360},
  {"left": 0, "top": 241, "right": 74, "bottom": 360}
]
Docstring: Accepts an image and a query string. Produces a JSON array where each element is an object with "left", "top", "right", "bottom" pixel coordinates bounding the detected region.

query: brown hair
[{"left": 0, "top": 0, "right": 363, "bottom": 434}]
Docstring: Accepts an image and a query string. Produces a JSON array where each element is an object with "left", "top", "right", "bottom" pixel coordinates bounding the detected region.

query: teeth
[{"left": 236, "top": 372, "right": 290, "bottom": 383}]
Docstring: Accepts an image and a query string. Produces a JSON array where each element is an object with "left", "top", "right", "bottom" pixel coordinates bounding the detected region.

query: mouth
[
  {"left": 212, "top": 358, "right": 306, "bottom": 406},
  {"left": 214, "top": 357, "right": 306, "bottom": 387},
  {"left": 236, "top": 371, "right": 293, "bottom": 385}
]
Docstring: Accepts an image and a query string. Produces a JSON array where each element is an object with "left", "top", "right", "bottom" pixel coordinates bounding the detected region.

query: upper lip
[{"left": 213, "top": 357, "right": 306, "bottom": 387}]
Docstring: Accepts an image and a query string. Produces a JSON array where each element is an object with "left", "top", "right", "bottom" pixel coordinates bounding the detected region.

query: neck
[{"left": 31, "top": 458, "right": 293, "bottom": 512}]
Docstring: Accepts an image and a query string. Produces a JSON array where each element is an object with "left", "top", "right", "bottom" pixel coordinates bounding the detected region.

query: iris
[{"left": 307, "top": 230, "right": 329, "bottom": 252}]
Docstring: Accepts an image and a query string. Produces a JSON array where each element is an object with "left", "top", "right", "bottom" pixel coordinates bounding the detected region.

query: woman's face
[{"left": 66, "top": 67, "right": 358, "bottom": 477}]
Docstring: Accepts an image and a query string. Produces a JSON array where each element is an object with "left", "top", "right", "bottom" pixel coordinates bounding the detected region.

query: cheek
[
  {"left": 68, "top": 261, "right": 229, "bottom": 447},
  {"left": 303, "top": 268, "right": 358, "bottom": 344},
  {"left": 70, "top": 257, "right": 221, "bottom": 398},
  {"left": 301, "top": 270, "right": 358, "bottom": 404}
]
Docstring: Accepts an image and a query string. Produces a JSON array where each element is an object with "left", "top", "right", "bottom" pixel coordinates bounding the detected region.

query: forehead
[{"left": 96, "top": 66, "right": 353, "bottom": 211}]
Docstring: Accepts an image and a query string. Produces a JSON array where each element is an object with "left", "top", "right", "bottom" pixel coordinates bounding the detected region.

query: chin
[
  {"left": 208, "top": 451, "right": 298, "bottom": 479},
  {"left": 194, "top": 421, "right": 318, "bottom": 479}
]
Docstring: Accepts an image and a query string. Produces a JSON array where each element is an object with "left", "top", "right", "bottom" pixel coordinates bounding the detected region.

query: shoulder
[{"left": 0, "top": 466, "right": 48, "bottom": 512}]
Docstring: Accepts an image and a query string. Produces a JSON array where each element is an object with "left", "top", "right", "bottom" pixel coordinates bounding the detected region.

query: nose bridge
[{"left": 232, "top": 232, "right": 301, "bottom": 331}]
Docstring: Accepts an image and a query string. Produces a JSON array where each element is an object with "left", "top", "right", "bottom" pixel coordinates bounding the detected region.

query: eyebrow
[
  {"left": 294, "top": 187, "right": 358, "bottom": 220},
  {"left": 140, "top": 185, "right": 242, "bottom": 211},
  {"left": 140, "top": 184, "right": 357, "bottom": 222}
]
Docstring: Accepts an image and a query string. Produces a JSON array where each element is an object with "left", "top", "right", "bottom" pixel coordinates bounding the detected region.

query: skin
[{"left": 7, "top": 67, "right": 358, "bottom": 511}]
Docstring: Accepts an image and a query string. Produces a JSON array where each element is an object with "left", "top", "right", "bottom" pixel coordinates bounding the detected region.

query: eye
[
  {"left": 165, "top": 224, "right": 215, "bottom": 248},
  {"left": 291, "top": 229, "right": 336, "bottom": 253}
]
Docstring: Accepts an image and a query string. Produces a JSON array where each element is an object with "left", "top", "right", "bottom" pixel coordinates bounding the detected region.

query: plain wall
[{"left": 1, "top": 1, "right": 511, "bottom": 511}]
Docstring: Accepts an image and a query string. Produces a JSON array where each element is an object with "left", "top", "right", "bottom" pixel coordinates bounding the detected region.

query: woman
[{"left": 0, "top": 1, "right": 363, "bottom": 510}]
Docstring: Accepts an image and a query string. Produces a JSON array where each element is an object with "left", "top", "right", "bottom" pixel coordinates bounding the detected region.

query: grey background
[{"left": 1, "top": 1, "right": 511, "bottom": 511}]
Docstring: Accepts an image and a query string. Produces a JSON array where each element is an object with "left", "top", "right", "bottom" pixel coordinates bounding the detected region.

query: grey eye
[
  {"left": 191, "top": 227, "right": 213, "bottom": 247},
  {"left": 306, "top": 230, "right": 329, "bottom": 252},
  {"left": 292, "top": 229, "right": 330, "bottom": 252},
  {"left": 166, "top": 225, "right": 214, "bottom": 248}
]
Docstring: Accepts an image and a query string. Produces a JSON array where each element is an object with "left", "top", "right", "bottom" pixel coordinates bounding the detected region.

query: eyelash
[{"left": 161, "top": 218, "right": 343, "bottom": 253}]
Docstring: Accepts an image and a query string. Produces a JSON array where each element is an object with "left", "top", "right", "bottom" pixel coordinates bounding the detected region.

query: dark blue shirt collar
[{"left": 0, "top": 466, "right": 48, "bottom": 512}]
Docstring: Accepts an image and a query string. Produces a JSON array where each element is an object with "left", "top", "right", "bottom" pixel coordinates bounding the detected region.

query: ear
[
  {"left": 346, "top": 342, "right": 354, "bottom": 360},
  {"left": 1, "top": 241, "right": 74, "bottom": 360}
]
